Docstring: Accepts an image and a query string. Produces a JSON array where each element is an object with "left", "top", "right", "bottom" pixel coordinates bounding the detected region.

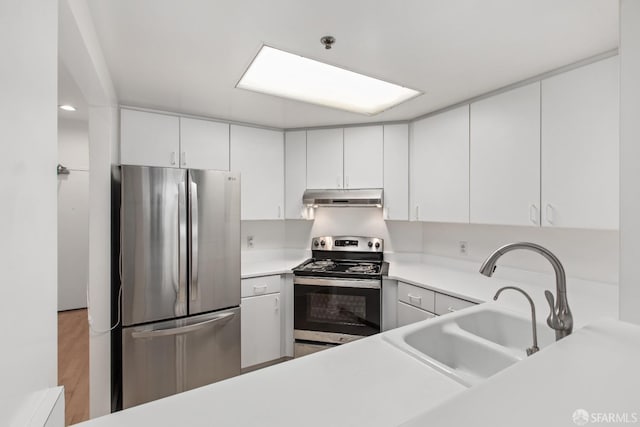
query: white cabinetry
[
  {"left": 343, "top": 126, "right": 383, "bottom": 189},
  {"left": 120, "top": 109, "right": 231, "bottom": 170},
  {"left": 397, "top": 301, "right": 436, "bottom": 327},
  {"left": 285, "top": 130, "right": 307, "bottom": 219},
  {"left": 306, "top": 126, "right": 384, "bottom": 190},
  {"left": 396, "top": 282, "right": 436, "bottom": 327},
  {"left": 230, "top": 125, "right": 284, "bottom": 220},
  {"left": 121, "top": 109, "right": 180, "bottom": 167},
  {"left": 410, "top": 105, "right": 469, "bottom": 222},
  {"left": 179, "top": 117, "right": 229, "bottom": 170},
  {"left": 470, "top": 83, "right": 541, "bottom": 226},
  {"left": 306, "top": 128, "right": 343, "bottom": 189},
  {"left": 241, "top": 293, "right": 281, "bottom": 368},
  {"left": 241, "top": 275, "right": 283, "bottom": 369},
  {"left": 541, "top": 56, "right": 619, "bottom": 230},
  {"left": 383, "top": 124, "right": 409, "bottom": 220}
]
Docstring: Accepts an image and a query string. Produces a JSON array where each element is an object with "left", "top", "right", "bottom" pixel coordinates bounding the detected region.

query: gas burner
[{"left": 347, "top": 263, "right": 376, "bottom": 273}]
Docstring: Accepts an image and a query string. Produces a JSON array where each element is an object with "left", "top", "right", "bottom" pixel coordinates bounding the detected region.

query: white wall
[
  {"left": 279, "top": 208, "right": 619, "bottom": 284},
  {"left": 58, "top": 119, "right": 90, "bottom": 310},
  {"left": 421, "top": 223, "right": 618, "bottom": 284},
  {"left": 619, "top": 0, "right": 640, "bottom": 324},
  {"left": 59, "top": 0, "right": 119, "bottom": 417},
  {"left": 0, "top": 0, "right": 58, "bottom": 419}
]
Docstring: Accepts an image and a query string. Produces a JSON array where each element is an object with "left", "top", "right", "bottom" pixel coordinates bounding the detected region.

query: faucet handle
[{"left": 544, "top": 290, "right": 564, "bottom": 330}]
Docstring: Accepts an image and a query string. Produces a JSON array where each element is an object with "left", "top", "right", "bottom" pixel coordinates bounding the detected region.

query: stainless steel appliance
[
  {"left": 111, "top": 165, "right": 241, "bottom": 410},
  {"left": 292, "top": 236, "right": 387, "bottom": 356}
]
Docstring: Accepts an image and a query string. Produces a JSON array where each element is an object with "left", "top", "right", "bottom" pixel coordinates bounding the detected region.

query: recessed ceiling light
[
  {"left": 236, "top": 46, "right": 422, "bottom": 115},
  {"left": 59, "top": 105, "right": 76, "bottom": 112}
]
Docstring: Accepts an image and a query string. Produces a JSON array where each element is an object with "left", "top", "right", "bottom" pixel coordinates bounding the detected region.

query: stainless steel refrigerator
[{"left": 111, "top": 165, "right": 241, "bottom": 411}]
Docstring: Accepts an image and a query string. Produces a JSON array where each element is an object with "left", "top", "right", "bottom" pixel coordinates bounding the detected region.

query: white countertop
[
  {"left": 240, "top": 249, "right": 308, "bottom": 278},
  {"left": 77, "top": 336, "right": 465, "bottom": 427},
  {"left": 77, "top": 251, "right": 623, "bottom": 427},
  {"left": 386, "top": 254, "right": 618, "bottom": 328},
  {"left": 401, "top": 318, "right": 640, "bottom": 427}
]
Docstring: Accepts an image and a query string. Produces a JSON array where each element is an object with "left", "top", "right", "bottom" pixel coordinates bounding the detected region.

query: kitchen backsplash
[{"left": 242, "top": 207, "right": 619, "bottom": 284}]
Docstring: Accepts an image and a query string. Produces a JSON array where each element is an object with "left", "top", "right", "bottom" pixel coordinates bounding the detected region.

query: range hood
[{"left": 302, "top": 189, "right": 383, "bottom": 208}]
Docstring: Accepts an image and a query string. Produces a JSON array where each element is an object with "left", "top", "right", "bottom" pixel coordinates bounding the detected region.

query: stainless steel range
[{"left": 292, "top": 236, "right": 388, "bottom": 357}]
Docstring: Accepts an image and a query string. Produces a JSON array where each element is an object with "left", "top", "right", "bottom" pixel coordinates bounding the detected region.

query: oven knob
[
  {"left": 375, "top": 242, "right": 380, "bottom": 249},
  {"left": 320, "top": 240, "right": 326, "bottom": 247},
  {"left": 314, "top": 240, "right": 319, "bottom": 247},
  {"left": 368, "top": 241, "right": 373, "bottom": 248}
]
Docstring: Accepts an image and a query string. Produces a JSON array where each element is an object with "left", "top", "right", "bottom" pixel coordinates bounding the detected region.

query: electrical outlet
[
  {"left": 459, "top": 241, "right": 468, "bottom": 255},
  {"left": 247, "top": 235, "right": 254, "bottom": 249}
]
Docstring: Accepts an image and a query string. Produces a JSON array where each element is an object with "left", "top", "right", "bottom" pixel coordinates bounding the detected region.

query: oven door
[{"left": 294, "top": 277, "right": 381, "bottom": 343}]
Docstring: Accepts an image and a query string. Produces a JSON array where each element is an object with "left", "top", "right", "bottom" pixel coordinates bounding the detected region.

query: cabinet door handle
[
  {"left": 253, "top": 284, "right": 267, "bottom": 295},
  {"left": 383, "top": 207, "right": 389, "bottom": 220},
  {"left": 546, "top": 204, "right": 555, "bottom": 225},
  {"left": 415, "top": 206, "right": 420, "bottom": 221},
  {"left": 181, "top": 151, "right": 186, "bottom": 166},
  {"left": 170, "top": 152, "right": 176, "bottom": 166},
  {"left": 447, "top": 306, "right": 457, "bottom": 313},
  {"left": 529, "top": 204, "right": 538, "bottom": 225},
  {"left": 346, "top": 176, "right": 350, "bottom": 188},
  {"left": 408, "top": 294, "right": 422, "bottom": 306},
  {"left": 275, "top": 296, "right": 280, "bottom": 311},
  {"left": 337, "top": 176, "right": 342, "bottom": 188}
]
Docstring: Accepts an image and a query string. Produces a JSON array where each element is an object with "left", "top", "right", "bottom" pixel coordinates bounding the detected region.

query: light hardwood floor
[{"left": 58, "top": 309, "right": 90, "bottom": 426}]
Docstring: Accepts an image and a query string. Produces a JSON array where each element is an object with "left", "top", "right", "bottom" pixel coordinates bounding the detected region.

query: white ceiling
[{"left": 86, "top": 0, "right": 618, "bottom": 129}]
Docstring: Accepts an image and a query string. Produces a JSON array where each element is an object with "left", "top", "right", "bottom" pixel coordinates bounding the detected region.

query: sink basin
[
  {"left": 383, "top": 303, "right": 556, "bottom": 387},
  {"left": 455, "top": 307, "right": 555, "bottom": 353}
]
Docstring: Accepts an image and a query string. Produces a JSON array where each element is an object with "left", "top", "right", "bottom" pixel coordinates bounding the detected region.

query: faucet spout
[
  {"left": 494, "top": 286, "right": 539, "bottom": 356},
  {"left": 479, "top": 242, "right": 573, "bottom": 341}
]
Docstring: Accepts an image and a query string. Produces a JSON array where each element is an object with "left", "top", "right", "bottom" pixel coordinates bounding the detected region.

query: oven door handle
[{"left": 293, "top": 276, "right": 381, "bottom": 289}]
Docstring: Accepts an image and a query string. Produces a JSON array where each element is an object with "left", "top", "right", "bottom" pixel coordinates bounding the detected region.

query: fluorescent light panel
[
  {"left": 237, "top": 46, "right": 421, "bottom": 115},
  {"left": 59, "top": 104, "right": 76, "bottom": 112}
]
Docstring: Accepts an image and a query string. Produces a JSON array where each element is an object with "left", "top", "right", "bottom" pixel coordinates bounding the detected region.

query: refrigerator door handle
[
  {"left": 190, "top": 175, "right": 199, "bottom": 302},
  {"left": 177, "top": 174, "right": 188, "bottom": 316},
  {"left": 130, "top": 312, "right": 235, "bottom": 339}
]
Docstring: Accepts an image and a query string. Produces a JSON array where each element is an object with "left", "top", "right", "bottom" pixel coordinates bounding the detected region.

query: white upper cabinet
[
  {"left": 306, "top": 128, "right": 343, "bottom": 189},
  {"left": 285, "top": 130, "right": 307, "bottom": 219},
  {"left": 121, "top": 109, "right": 180, "bottom": 167},
  {"left": 541, "top": 57, "right": 619, "bottom": 230},
  {"left": 343, "top": 126, "right": 383, "bottom": 189},
  {"left": 179, "top": 118, "right": 229, "bottom": 170},
  {"left": 383, "top": 124, "right": 409, "bottom": 220},
  {"left": 230, "top": 125, "right": 284, "bottom": 220},
  {"left": 470, "top": 82, "right": 541, "bottom": 226},
  {"left": 410, "top": 105, "right": 470, "bottom": 223}
]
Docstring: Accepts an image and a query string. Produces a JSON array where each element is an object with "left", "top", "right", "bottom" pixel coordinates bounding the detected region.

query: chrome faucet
[
  {"left": 479, "top": 242, "right": 573, "bottom": 341},
  {"left": 494, "top": 286, "right": 539, "bottom": 356}
]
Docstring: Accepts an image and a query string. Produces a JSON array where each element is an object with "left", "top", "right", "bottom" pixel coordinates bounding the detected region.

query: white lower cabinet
[
  {"left": 241, "top": 292, "right": 281, "bottom": 369},
  {"left": 397, "top": 301, "right": 436, "bottom": 327},
  {"left": 434, "top": 293, "right": 476, "bottom": 316},
  {"left": 394, "top": 281, "right": 477, "bottom": 328}
]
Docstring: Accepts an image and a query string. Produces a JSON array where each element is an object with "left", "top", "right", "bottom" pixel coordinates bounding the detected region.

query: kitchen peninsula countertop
[{"left": 76, "top": 251, "right": 624, "bottom": 427}]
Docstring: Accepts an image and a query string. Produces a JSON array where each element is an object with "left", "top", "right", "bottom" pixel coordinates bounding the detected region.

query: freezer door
[
  {"left": 188, "top": 170, "right": 241, "bottom": 314},
  {"left": 121, "top": 307, "right": 241, "bottom": 409},
  {"left": 120, "top": 166, "right": 188, "bottom": 326}
]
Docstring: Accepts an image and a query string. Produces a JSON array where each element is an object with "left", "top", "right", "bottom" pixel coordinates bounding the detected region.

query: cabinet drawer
[
  {"left": 241, "top": 275, "right": 281, "bottom": 298},
  {"left": 397, "top": 301, "right": 436, "bottom": 327},
  {"left": 397, "top": 282, "right": 435, "bottom": 312},
  {"left": 434, "top": 293, "right": 475, "bottom": 315}
]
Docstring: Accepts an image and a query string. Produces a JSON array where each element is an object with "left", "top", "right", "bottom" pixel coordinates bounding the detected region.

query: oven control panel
[{"left": 311, "top": 236, "right": 383, "bottom": 252}]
